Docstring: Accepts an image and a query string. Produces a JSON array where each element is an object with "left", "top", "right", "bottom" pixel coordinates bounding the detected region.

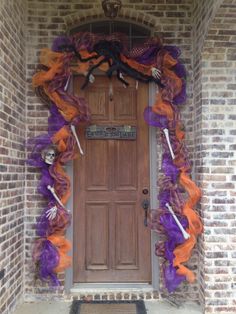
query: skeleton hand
[
  {"left": 46, "top": 206, "right": 58, "bottom": 220},
  {"left": 151, "top": 67, "right": 162, "bottom": 79}
]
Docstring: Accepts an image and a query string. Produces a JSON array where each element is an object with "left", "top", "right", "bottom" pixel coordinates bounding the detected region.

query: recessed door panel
[
  {"left": 114, "top": 89, "right": 137, "bottom": 120},
  {"left": 114, "top": 140, "right": 137, "bottom": 190},
  {"left": 115, "top": 202, "right": 138, "bottom": 269},
  {"left": 85, "top": 140, "right": 109, "bottom": 191},
  {"left": 85, "top": 202, "right": 109, "bottom": 270}
]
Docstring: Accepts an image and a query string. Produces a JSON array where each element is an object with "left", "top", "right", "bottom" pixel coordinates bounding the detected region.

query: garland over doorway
[{"left": 28, "top": 32, "right": 203, "bottom": 292}]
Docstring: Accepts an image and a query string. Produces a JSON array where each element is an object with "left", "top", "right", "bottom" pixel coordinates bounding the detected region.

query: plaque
[{"left": 86, "top": 125, "right": 136, "bottom": 140}]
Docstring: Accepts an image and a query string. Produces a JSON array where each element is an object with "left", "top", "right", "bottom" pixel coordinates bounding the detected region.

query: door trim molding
[
  {"left": 149, "top": 83, "right": 159, "bottom": 291},
  {"left": 65, "top": 82, "right": 159, "bottom": 293}
]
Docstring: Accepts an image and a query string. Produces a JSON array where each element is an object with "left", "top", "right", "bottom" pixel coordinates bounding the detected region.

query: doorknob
[{"left": 142, "top": 199, "right": 149, "bottom": 227}]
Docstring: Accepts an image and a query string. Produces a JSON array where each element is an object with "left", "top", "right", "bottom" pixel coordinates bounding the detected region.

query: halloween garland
[{"left": 28, "top": 32, "right": 203, "bottom": 292}]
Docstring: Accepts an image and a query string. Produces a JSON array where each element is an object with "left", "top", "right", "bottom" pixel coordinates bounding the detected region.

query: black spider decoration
[{"left": 59, "top": 40, "right": 164, "bottom": 89}]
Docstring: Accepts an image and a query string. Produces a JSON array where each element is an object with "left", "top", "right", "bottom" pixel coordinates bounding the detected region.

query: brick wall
[
  {"left": 25, "top": 0, "right": 199, "bottom": 302},
  {"left": 193, "top": 0, "right": 236, "bottom": 313},
  {"left": 0, "top": 1, "right": 26, "bottom": 313},
  {"left": 201, "top": 0, "right": 236, "bottom": 313}
]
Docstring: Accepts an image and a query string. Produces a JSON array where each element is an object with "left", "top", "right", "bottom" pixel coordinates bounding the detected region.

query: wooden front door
[{"left": 73, "top": 76, "right": 151, "bottom": 283}]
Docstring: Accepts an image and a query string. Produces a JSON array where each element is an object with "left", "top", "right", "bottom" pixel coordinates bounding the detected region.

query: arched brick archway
[
  {"left": 63, "top": 8, "right": 157, "bottom": 33},
  {"left": 194, "top": 0, "right": 236, "bottom": 313}
]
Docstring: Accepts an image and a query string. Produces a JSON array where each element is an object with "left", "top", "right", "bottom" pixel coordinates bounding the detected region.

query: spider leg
[
  {"left": 57, "top": 44, "right": 100, "bottom": 62},
  {"left": 117, "top": 70, "right": 129, "bottom": 87},
  {"left": 120, "top": 63, "right": 165, "bottom": 88},
  {"left": 81, "top": 57, "right": 108, "bottom": 89},
  {"left": 106, "top": 62, "right": 117, "bottom": 78}
]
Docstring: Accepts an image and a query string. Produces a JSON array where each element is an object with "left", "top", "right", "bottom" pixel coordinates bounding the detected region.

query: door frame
[{"left": 65, "top": 82, "right": 159, "bottom": 292}]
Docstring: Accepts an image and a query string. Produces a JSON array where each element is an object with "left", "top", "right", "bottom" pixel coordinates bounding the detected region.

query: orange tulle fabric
[
  {"left": 173, "top": 171, "right": 203, "bottom": 281},
  {"left": 32, "top": 49, "right": 65, "bottom": 87},
  {"left": 152, "top": 93, "right": 174, "bottom": 120},
  {"left": 40, "top": 48, "right": 64, "bottom": 68},
  {"left": 52, "top": 126, "right": 71, "bottom": 152},
  {"left": 52, "top": 160, "right": 71, "bottom": 206},
  {"left": 175, "top": 122, "right": 185, "bottom": 141},
  {"left": 45, "top": 88, "right": 79, "bottom": 121},
  {"left": 161, "top": 52, "right": 183, "bottom": 100},
  {"left": 47, "top": 235, "right": 72, "bottom": 273}
]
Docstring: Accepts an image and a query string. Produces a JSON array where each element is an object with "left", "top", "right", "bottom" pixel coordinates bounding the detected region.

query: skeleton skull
[{"left": 41, "top": 146, "right": 56, "bottom": 165}]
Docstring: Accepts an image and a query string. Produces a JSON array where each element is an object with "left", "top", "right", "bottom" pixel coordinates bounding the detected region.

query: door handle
[{"left": 142, "top": 199, "right": 149, "bottom": 227}]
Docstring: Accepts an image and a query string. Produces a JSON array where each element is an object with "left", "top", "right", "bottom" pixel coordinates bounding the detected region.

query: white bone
[
  {"left": 165, "top": 203, "right": 190, "bottom": 240},
  {"left": 47, "top": 185, "right": 65, "bottom": 208},
  {"left": 46, "top": 206, "right": 58, "bottom": 220},
  {"left": 64, "top": 74, "right": 71, "bottom": 91},
  {"left": 71, "top": 125, "right": 84, "bottom": 155},
  {"left": 119, "top": 72, "right": 127, "bottom": 88},
  {"left": 163, "top": 128, "right": 175, "bottom": 160}
]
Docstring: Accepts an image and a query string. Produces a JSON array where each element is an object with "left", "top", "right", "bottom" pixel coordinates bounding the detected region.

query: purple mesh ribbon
[
  {"left": 162, "top": 153, "right": 179, "bottom": 183},
  {"left": 27, "top": 134, "right": 52, "bottom": 168},
  {"left": 163, "top": 264, "right": 186, "bottom": 293},
  {"left": 39, "top": 240, "right": 60, "bottom": 286},
  {"left": 48, "top": 104, "right": 67, "bottom": 136},
  {"left": 143, "top": 106, "right": 168, "bottom": 129}
]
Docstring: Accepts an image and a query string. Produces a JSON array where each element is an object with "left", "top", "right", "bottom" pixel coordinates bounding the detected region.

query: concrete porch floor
[{"left": 13, "top": 300, "right": 203, "bottom": 314}]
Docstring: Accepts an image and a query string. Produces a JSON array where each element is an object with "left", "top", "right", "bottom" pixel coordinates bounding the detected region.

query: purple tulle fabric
[
  {"left": 162, "top": 154, "right": 179, "bottom": 183},
  {"left": 27, "top": 134, "right": 52, "bottom": 168},
  {"left": 48, "top": 104, "right": 67, "bottom": 136},
  {"left": 173, "top": 80, "right": 187, "bottom": 105},
  {"left": 174, "top": 63, "right": 186, "bottom": 79},
  {"left": 52, "top": 36, "right": 72, "bottom": 52},
  {"left": 143, "top": 106, "right": 168, "bottom": 129},
  {"left": 163, "top": 264, "right": 186, "bottom": 293},
  {"left": 134, "top": 45, "right": 160, "bottom": 65},
  {"left": 38, "top": 167, "right": 55, "bottom": 200},
  {"left": 163, "top": 45, "right": 181, "bottom": 59},
  {"left": 160, "top": 213, "right": 188, "bottom": 247},
  {"left": 39, "top": 240, "right": 60, "bottom": 286},
  {"left": 159, "top": 189, "right": 171, "bottom": 209}
]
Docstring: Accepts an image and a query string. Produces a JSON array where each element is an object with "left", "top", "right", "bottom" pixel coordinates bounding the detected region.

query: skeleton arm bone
[
  {"left": 47, "top": 185, "right": 65, "bottom": 208},
  {"left": 165, "top": 203, "right": 190, "bottom": 240}
]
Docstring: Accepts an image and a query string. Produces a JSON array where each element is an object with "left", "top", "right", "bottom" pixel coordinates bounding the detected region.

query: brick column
[
  {"left": 193, "top": 0, "right": 236, "bottom": 313},
  {"left": 0, "top": 1, "right": 26, "bottom": 313}
]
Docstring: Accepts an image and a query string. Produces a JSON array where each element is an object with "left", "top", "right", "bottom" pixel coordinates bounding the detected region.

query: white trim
[
  {"left": 149, "top": 83, "right": 159, "bottom": 291},
  {"left": 65, "top": 82, "right": 159, "bottom": 293},
  {"left": 65, "top": 160, "right": 73, "bottom": 293}
]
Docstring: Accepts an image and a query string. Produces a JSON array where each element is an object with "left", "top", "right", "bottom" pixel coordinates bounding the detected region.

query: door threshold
[{"left": 71, "top": 283, "right": 153, "bottom": 293}]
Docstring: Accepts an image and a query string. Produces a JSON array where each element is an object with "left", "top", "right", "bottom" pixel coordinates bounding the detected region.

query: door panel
[
  {"left": 85, "top": 140, "right": 110, "bottom": 191},
  {"left": 115, "top": 202, "right": 138, "bottom": 269},
  {"left": 88, "top": 89, "right": 109, "bottom": 120},
  {"left": 114, "top": 89, "right": 137, "bottom": 120},
  {"left": 73, "top": 76, "right": 151, "bottom": 283},
  {"left": 114, "top": 140, "right": 137, "bottom": 190},
  {"left": 85, "top": 202, "right": 109, "bottom": 270}
]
